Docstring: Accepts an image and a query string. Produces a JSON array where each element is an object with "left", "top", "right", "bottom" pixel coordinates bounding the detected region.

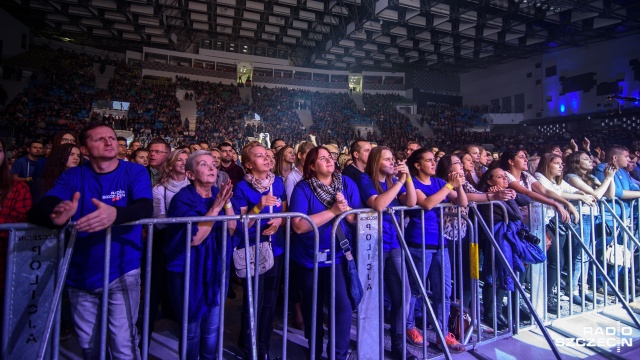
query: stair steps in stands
[
  {"left": 92, "top": 63, "right": 115, "bottom": 90},
  {"left": 239, "top": 86, "right": 253, "bottom": 105},
  {"left": 406, "top": 113, "right": 433, "bottom": 138},
  {"left": 295, "top": 109, "right": 313, "bottom": 132},
  {"left": 177, "top": 99, "right": 198, "bottom": 132},
  {"left": 351, "top": 91, "right": 365, "bottom": 111}
]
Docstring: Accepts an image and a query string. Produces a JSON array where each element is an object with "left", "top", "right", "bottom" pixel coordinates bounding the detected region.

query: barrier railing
[
  {"left": 468, "top": 202, "right": 563, "bottom": 359},
  {"left": 3, "top": 199, "right": 640, "bottom": 359}
]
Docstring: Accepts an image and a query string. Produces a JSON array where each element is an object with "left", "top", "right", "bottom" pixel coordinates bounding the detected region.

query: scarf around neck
[
  {"left": 244, "top": 171, "right": 276, "bottom": 193},
  {"left": 309, "top": 172, "right": 344, "bottom": 209}
]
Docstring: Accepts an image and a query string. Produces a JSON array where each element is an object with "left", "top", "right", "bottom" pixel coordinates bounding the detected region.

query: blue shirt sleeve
[
  {"left": 343, "top": 176, "right": 362, "bottom": 209},
  {"left": 45, "top": 166, "right": 78, "bottom": 201},
  {"left": 128, "top": 163, "right": 153, "bottom": 201},
  {"left": 593, "top": 163, "right": 606, "bottom": 183},
  {"left": 357, "top": 173, "right": 378, "bottom": 207},
  {"left": 288, "top": 181, "right": 309, "bottom": 215}
]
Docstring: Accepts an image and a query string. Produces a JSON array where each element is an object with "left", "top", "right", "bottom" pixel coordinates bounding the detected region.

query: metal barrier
[
  {"left": 468, "top": 202, "right": 563, "bottom": 359},
  {"left": 4, "top": 199, "right": 640, "bottom": 359}
]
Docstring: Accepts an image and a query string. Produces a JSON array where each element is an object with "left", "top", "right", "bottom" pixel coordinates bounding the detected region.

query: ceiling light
[
  {"left": 554, "top": 7, "right": 560, "bottom": 13},
  {"left": 535, "top": 2, "right": 542, "bottom": 7}
]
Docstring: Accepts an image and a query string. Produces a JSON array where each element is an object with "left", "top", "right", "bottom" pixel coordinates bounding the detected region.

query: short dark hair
[
  {"left": 606, "top": 144, "right": 629, "bottom": 162},
  {"left": 271, "top": 139, "right": 285, "bottom": 149},
  {"left": 218, "top": 141, "right": 233, "bottom": 149},
  {"left": 79, "top": 122, "right": 113, "bottom": 146},
  {"left": 350, "top": 139, "right": 368, "bottom": 155},
  {"left": 117, "top": 136, "right": 127, "bottom": 143},
  {"left": 28, "top": 140, "right": 44, "bottom": 148},
  {"left": 148, "top": 137, "right": 170, "bottom": 152},
  {"left": 198, "top": 140, "right": 209, "bottom": 146}
]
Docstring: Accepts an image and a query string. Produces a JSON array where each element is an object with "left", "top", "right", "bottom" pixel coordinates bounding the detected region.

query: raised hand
[
  {"left": 396, "top": 160, "right": 410, "bottom": 183},
  {"left": 582, "top": 137, "right": 591, "bottom": 151},
  {"left": 569, "top": 139, "right": 578, "bottom": 151},
  {"left": 50, "top": 192, "right": 80, "bottom": 226},
  {"left": 212, "top": 180, "right": 233, "bottom": 213},
  {"left": 257, "top": 191, "right": 279, "bottom": 210},
  {"left": 605, "top": 163, "right": 617, "bottom": 178},
  {"left": 76, "top": 198, "right": 118, "bottom": 233},
  {"left": 447, "top": 172, "right": 464, "bottom": 188}
]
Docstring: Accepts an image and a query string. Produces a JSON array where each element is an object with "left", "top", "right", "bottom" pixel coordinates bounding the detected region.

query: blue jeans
[
  {"left": 68, "top": 268, "right": 141, "bottom": 360},
  {"left": 571, "top": 215, "right": 594, "bottom": 291},
  {"left": 167, "top": 271, "right": 223, "bottom": 360},
  {"left": 407, "top": 246, "right": 451, "bottom": 335}
]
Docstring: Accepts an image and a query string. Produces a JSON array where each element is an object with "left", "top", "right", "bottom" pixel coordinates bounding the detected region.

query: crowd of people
[{"left": 4, "top": 46, "right": 640, "bottom": 360}]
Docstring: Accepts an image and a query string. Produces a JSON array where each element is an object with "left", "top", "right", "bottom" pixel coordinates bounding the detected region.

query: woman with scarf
[
  {"left": 357, "top": 146, "right": 417, "bottom": 360},
  {"left": 165, "top": 150, "right": 235, "bottom": 359},
  {"left": 289, "top": 146, "right": 361, "bottom": 360},
  {"left": 231, "top": 141, "right": 286, "bottom": 360}
]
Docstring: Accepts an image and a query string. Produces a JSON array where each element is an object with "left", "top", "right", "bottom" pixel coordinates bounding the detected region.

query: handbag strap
[{"left": 335, "top": 224, "right": 354, "bottom": 261}]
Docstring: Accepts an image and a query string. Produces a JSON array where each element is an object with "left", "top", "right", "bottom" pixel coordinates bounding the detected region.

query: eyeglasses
[
  {"left": 330, "top": 152, "right": 339, "bottom": 158},
  {"left": 61, "top": 138, "right": 76, "bottom": 144},
  {"left": 317, "top": 156, "right": 333, "bottom": 163},
  {"left": 149, "top": 150, "right": 168, "bottom": 155},
  {"left": 118, "top": 144, "right": 127, "bottom": 148}
]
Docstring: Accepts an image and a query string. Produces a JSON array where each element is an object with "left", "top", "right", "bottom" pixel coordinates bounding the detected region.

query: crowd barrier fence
[{"left": 2, "top": 199, "right": 640, "bottom": 360}]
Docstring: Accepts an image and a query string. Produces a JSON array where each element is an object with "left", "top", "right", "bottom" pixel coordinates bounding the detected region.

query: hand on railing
[
  {"left": 554, "top": 203, "right": 571, "bottom": 223},
  {"left": 330, "top": 193, "right": 349, "bottom": 216},
  {"left": 567, "top": 203, "right": 580, "bottom": 224},
  {"left": 579, "top": 194, "right": 597, "bottom": 207}
]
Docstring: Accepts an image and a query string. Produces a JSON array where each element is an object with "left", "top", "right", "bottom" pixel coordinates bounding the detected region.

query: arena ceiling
[{"left": 4, "top": 0, "right": 640, "bottom": 73}]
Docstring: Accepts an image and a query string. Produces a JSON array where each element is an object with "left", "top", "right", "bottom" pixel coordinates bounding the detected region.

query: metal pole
[{"left": 99, "top": 227, "right": 112, "bottom": 360}]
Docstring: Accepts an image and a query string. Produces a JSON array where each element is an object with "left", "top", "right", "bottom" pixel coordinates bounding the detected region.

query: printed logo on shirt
[
  {"left": 275, "top": 197, "right": 282, "bottom": 207},
  {"left": 102, "top": 189, "right": 126, "bottom": 202}
]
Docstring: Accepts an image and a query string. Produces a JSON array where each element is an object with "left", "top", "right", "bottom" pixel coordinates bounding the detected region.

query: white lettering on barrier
[
  {"left": 356, "top": 212, "right": 379, "bottom": 360},
  {"left": 554, "top": 323, "right": 635, "bottom": 352}
]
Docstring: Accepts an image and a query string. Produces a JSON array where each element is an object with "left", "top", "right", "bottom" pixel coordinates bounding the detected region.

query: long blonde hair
[{"left": 158, "top": 149, "right": 189, "bottom": 185}]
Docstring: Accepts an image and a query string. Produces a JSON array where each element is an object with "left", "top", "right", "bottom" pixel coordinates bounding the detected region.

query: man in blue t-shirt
[
  {"left": 28, "top": 122, "right": 153, "bottom": 360},
  {"left": 10, "top": 140, "right": 44, "bottom": 193}
]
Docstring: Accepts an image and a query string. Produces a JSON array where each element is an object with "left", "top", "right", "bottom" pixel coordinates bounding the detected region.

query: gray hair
[{"left": 185, "top": 150, "right": 213, "bottom": 173}]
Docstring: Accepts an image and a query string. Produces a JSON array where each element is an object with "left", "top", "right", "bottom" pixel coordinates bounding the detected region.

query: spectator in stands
[
  {"left": 406, "top": 141, "right": 421, "bottom": 158},
  {"left": 459, "top": 151, "right": 479, "bottom": 189},
  {"left": 289, "top": 146, "right": 361, "bottom": 360},
  {"left": 405, "top": 148, "right": 467, "bottom": 353},
  {"left": 593, "top": 145, "right": 640, "bottom": 292},
  {"left": 28, "top": 122, "right": 153, "bottom": 360},
  {"left": 130, "top": 140, "right": 142, "bottom": 152},
  {"left": 564, "top": 151, "right": 615, "bottom": 304},
  {"left": 219, "top": 142, "right": 244, "bottom": 185},
  {"left": 117, "top": 137, "right": 128, "bottom": 161},
  {"left": 274, "top": 145, "right": 295, "bottom": 180},
  {"left": 539, "top": 144, "right": 562, "bottom": 157},
  {"left": 33, "top": 143, "right": 82, "bottom": 203},
  {"left": 464, "top": 145, "right": 484, "bottom": 185},
  {"left": 131, "top": 148, "right": 149, "bottom": 167},
  {"left": 198, "top": 141, "right": 210, "bottom": 150},
  {"left": 231, "top": 141, "right": 286, "bottom": 360},
  {"left": 147, "top": 149, "right": 190, "bottom": 338},
  {"left": 210, "top": 148, "right": 230, "bottom": 188},
  {"left": 499, "top": 148, "right": 571, "bottom": 228},
  {"left": 148, "top": 138, "right": 171, "bottom": 186},
  {"left": 11, "top": 140, "right": 44, "bottom": 190},
  {"left": 0, "top": 138, "right": 32, "bottom": 314},
  {"left": 534, "top": 153, "right": 590, "bottom": 311},
  {"left": 165, "top": 150, "right": 235, "bottom": 360},
  {"left": 285, "top": 141, "right": 314, "bottom": 203},
  {"left": 342, "top": 139, "right": 371, "bottom": 183},
  {"left": 357, "top": 146, "right": 417, "bottom": 360},
  {"left": 435, "top": 150, "right": 445, "bottom": 164},
  {"left": 271, "top": 139, "right": 286, "bottom": 153}
]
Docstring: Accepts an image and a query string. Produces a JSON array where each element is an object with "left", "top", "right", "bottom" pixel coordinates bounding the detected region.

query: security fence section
[{"left": 2, "top": 201, "right": 640, "bottom": 360}]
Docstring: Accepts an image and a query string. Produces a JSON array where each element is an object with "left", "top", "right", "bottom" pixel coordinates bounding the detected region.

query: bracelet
[
  {"left": 252, "top": 206, "right": 261, "bottom": 214},
  {"left": 405, "top": 176, "right": 413, "bottom": 184},
  {"left": 445, "top": 183, "right": 454, "bottom": 191},
  {"left": 224, "top": 202, "right": 232, "bottom": 209},
  {"left": 486, "top": 193, "right": 490, "bottom": 202}
]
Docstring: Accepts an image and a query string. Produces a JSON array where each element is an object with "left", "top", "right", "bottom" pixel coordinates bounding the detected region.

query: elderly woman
[
  {"left": 357, "top": 146, "right": 417, "bottom": 360},
  {"left": 231, "top": 141, "right": 286, "bottom": 359},
  {"left": 289, "top": 146, "right": 361, "bottom": 359},
  {"left": 165, "top": 150, "right": 235, "bottom": 360}
]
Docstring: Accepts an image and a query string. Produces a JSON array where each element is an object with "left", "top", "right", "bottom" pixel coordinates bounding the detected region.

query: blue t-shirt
[
  {"left": 45, "top": 160, "right": 152, "bottom": 291},
  {"left": 288, "top": 176, "right": 362, "bottom": 268},
  {"left": 231, "top": 176, "right": 286, "bottom": 257},
  {"left": 357, "top": 173, "right": 406, "bottom": 252},
  {"left": 405, "top": 177, "right": 448, "bottom": 247}
]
